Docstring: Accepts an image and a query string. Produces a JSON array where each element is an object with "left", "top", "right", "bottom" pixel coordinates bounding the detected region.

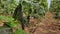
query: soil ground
[{"left": 25, "top": 11, "right": 60, "bottom": 34}]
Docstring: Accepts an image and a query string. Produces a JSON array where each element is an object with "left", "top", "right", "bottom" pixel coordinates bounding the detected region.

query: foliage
[
  {"left": 13, "top": 0, "right": 47, "bottom": 26},
  {"left": 13, "top": 28, "right": 26, "bottom": 34},
  {"left": 0, "top": 15, "right": 16, "bottom": 28},
  {"left": 50, "top": 0, "right": 60, "bottom": 19},
  {"left": 0, "top": 0, "right": 18, "bottom": 14},
  {"left": 0, "top": 15, "right": 26, "bottom": 34},
  {"left": 21, "top": 0, "right": 48, "bottom": 18}
]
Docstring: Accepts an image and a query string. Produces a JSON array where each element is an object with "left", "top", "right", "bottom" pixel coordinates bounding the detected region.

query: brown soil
[{"left": 25, "top": 11, "right": 60, "bottom": 34}]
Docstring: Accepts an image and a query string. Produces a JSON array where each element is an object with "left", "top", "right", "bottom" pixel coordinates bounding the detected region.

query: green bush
[
  {"left": 50, "top": 0, "right": 60, "bottom": 19},
  {"left": 0, "top": 15, "right": 26, "bottom": 34}
]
